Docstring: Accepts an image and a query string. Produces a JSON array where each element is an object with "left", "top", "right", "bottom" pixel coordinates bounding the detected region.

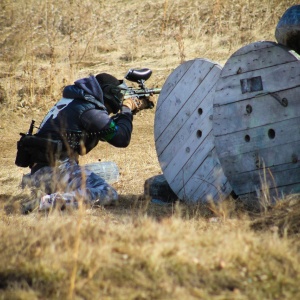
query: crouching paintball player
[{"left": 15, "top": 71, "right": 155, "bottom": 210}]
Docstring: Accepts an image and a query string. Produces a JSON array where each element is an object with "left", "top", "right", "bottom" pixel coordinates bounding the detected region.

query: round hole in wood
[
  {"left": 197, "top": 130, "right": 202, "bottom": 138},
  {"left": 198, "top": 108, "right": 203, "bottom": 115},
  {"left": 246, "top": 104, "right": 252, "bottom": 114},
  {"left": 282, "top": 98, "right": 288, "bottom": 107},
  {"left": 268, "top": 129, "right": 275, "bottom": 139},
  {"left": 245, "top": 135, "right": 250, "bottom": 142}
]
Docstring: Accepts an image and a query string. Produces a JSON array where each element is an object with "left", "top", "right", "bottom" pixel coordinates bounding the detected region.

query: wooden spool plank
[
  {"left": 213, "top": 58, "right": 300, "bottom": 108},
  {"left": 213, "top": 41, "right": 300, "bottom": 199},
  {"left": 156, "top": 66, "right": 221, "bottom": 157},
  {"left": 228, "top": 40, "right": 275, "bottom": 56},
  {"left": 176, "top": 148, "right": 231, "bottom": 202},
  {"left": 238, "top": 178, "right": 300, "bottom": 207},
  {"left": 220, "top": 143, "right": 299, "bottom": 184},
  {"left": 155, "top": 59, "right": 213, "bottom": 140},
  {"left": 220, "top": 41, "right": 298, "bottom": 77},
  {"left": 228, "top": 160, "right": 300, "bottom": 195},
  {"left": 155, "top": 59, "right": 232, "bottom": 203},
  {"left": 220, "top": 138, "right": 300, "bottom": 173},
  {"left": 268, "top": 182, "right": 300, "bottom": 197},
  {"left": 162, "top": 110, "right": 213, "bottom": 181},
  {"left": 213, "top": 87, "right": 300, "bottom": 136},
  {"left": 219, "top": 140, "right": 300, "bottom": 193},
  {"left": 215, "top": 117, "right": 300, "bottom": 160},
  {"left": 164, "top": 127, "right": 215, "bottom": 186},
  {"left": 190, "top": 176, "right": 231, "bottom": 203},
  {"left": 156, "top": 60, "right": 195, "bottom": 110}
]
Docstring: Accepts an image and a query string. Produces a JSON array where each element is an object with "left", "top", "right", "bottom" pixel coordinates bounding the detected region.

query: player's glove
[{"left": 122, "top": 94, "right": 156, "bottom": 114}]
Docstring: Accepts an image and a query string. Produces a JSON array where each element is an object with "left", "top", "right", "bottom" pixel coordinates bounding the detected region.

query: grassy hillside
[{"left": 1, "top": 0, "right": 300, "bottom": 299}]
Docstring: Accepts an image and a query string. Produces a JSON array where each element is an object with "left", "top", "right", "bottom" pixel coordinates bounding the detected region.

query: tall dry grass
[
  {"left": 0, "top": 0, "right": 294, "bottom": 114},
  {"left": 1, "top": 0, "right": 300, "bottom": 299}
]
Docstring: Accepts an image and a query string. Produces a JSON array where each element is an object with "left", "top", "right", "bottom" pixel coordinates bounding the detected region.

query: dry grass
[{"left": 1, "top": 0, "right": 300, "bottom": 299}]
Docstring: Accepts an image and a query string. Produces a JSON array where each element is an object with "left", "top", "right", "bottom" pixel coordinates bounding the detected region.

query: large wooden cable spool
[
  {"left": 154, "top": 59, "right": 232, "bottom": 203},
  {"left": 213, "top": 41, "right": 300, "bottom": 201}
]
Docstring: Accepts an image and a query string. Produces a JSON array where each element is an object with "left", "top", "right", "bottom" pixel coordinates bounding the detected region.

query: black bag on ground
[{"left": 15, "top": 134, "right": 62, "bottom": 168}]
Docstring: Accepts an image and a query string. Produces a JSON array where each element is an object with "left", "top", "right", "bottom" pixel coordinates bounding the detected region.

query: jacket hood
[{"left": 62, "top": 76, "right": 106, "bottom": 109}]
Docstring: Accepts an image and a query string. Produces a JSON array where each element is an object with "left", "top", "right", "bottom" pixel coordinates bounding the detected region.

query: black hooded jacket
[{"left": 36, "top": 76, "right": 133, "bottom": 156}]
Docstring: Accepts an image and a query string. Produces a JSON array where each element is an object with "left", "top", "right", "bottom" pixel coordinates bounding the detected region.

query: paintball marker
[{"left": 123, "top": 68, "right": 161, "bottom": 109}]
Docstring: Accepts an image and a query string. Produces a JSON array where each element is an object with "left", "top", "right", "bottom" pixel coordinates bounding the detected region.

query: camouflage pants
[{"left": 24, "top": 158, "right": 118, "bottom": 209}]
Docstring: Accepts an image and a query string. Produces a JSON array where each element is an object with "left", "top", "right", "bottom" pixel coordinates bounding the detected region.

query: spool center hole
[
  {"left": 268, "top": 129, "right": 275, "bottom": 139},
  {"left": 197, "top": 130, "right": 202, "bottom": 138},
  {"left": 246, "top": 104, "right": 252, "bottom": 114}
]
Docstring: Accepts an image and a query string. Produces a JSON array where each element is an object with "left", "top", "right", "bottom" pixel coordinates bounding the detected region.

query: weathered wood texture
[
  {"left": 213, "top": 41, "right": 300, "bottom": 201},
  {"left": 154, "top": 59, "right": 232, "bottom": 203}
]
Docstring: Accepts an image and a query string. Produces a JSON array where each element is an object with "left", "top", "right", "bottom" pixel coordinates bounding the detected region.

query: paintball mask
[{"left": 96, "top": 73, "right": 128, "bottom": 113}]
